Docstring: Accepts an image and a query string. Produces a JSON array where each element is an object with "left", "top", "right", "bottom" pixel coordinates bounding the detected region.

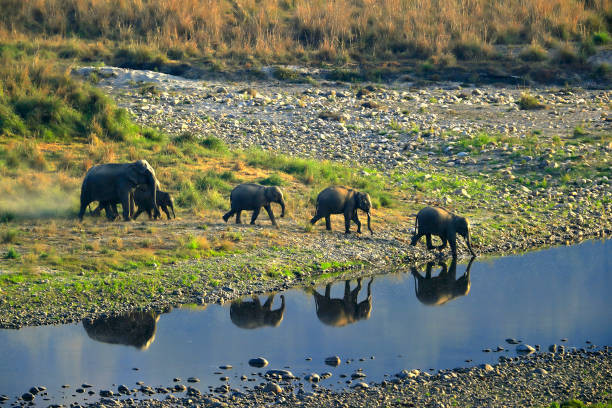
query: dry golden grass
[{"left": 0, "top": 0, "right": 608, "bottom": 63}]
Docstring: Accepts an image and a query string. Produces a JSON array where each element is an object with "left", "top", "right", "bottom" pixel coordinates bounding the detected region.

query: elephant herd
[
  {"left": 78, "top": 160, "right": 476, "bottom": 257},
  {"left": 82, "top": 258, "right": 474, "bottom": 349}
]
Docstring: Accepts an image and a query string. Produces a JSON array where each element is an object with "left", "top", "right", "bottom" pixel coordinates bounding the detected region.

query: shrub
[
  {"left": 519, "top": 43, "right": 548, "bottom": 62},
  {"left": 592, "top": 31, "right": 610, "bottom": 45},
  {"left": 259, "top": 173, "right": 284, "bottom": 186},
  {"left": 4, "top": 247, "right": 19, "bottom": 259},
  {"left": 200, "top": 136, "right": 227, "bottom": 152},
  {"left": 555, "top": 43, "right": 579, "bottom": 64},
  {"left": 326, "top": 69, "right": 363, "bottom": 82},
  {"left": 1, "top": 229, "right": 18, "bottom": 243},
  {"left": 452, "top": 40, "right": 492, "bottom": 60},
  {"left": 517, "top": 93, "right": 546, "bottom": 110}
]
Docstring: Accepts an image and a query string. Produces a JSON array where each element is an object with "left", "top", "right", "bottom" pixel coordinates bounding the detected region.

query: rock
[
  {"left": 325, "top": 356, "right": 341, "bottom": 366},
  {"left": 266, "top": 369, "right": 296, "bottom": 380},
  {"left": 81, "top": 384, "right": 92, "bottom": 388},
  {"left": 496, "top": 346, "right": 505, "bottom": 352},
  {"left": 99, "top": 390, "right": 114, "bottom": 397},
  {"left": 187, "top": 377, "right": 200, "bottom": 383},
  {"left": 264, "top": 382, "right": 282, "bottom": 395},
  {"left": 174, "top": 384, "right": 186, "bottom": 392},
  {"left": 549, "top": 344, "right": 558, "bottom": 353},
  {"left": 517, "top": 344, "right": 536, "bottom": 353},
  {"left": 21, "top": 393, "right": 34, "bottom": 402},
  {"left": 506, "top": 338, "right": 521, "bottom": 344},
  {"left": 248, "top": 357, "right": 269, "bottom": 368},
  {"left": 352, "top": 382, "right": 369, "bottom": 390},
  {"left": 187, "top": 386, "right": 201, "bottom": 396},
  {"left": 481, "top": 364, "right": 494, "bottom": 372},
  {"left": 532, "top": 368, "right": 548, "bottom": 375},
  {"left": 117, "top": 385, "right": 130, "bottom": 395},
  {"left": 305, "top": 373, "right": 320, "bottom": 383},
  {"left": 351, "top": 372, "right": 367, "bottom": 379},
  {"left": 219, "top": 365, "right": 232, "bottom": 370}
]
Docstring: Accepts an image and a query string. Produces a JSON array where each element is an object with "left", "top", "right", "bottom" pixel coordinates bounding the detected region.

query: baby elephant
[
  {"left": 411, "top": 206, "right": 476, "bottom": 257},
  {"left": 310, "top": 186, "right": 373, "bottom": 234},
  {"left": 222, "top": 183, "right": 285, "bottom": 227},
  {"left": 133, "top": 185, "right": 176, "bottom": 220}
]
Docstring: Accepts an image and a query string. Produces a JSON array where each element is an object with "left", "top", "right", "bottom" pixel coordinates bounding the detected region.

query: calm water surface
[{"left": 0, "top": 240, "right": 610, "bottom": 404}]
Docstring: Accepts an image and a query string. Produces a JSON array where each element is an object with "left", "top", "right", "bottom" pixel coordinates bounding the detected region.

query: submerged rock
[
  {"left": 517, "top": 344, "right": 536, "bottom": 353},
  {"left": 325, "top": 356, "right": 341, "bottom": 366}
]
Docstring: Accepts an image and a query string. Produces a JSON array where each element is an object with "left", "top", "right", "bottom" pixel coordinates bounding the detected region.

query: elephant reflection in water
[
  {"left": 82, "top": 310, "right": 161, "bottom": 350},
  {"left": 411, "top": 257, "right": 475, "bottom": 306},
  {"left": 312, "top": 278, "right": 373, "bottom": 327},
  {"left": 230, "top": 294, "right": 285, "bottom": 329}
]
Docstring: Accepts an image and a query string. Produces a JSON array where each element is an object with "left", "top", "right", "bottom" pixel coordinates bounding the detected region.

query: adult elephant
[
  {"left": 312, "top": 278, "right": 373, "bottom": 327},
  {"left": 78, "top": 160, "right": 159, "bottom": 222},
  {"left": 82, "top": 310, "right": 161, "bottom": 350},
  {"left": 222, "top": 183, "right": 285, "bottom": 228},
  {"left": 310, "top": 186, "right": 373, "bottom": 234},
  {"left": 410, "top": 206, "right": 476, "bottom": 257},
  {"left": 230, "top": 294, "right": 285, "bottom": 329},
  {"left": 411, "top": 257, "right": 475, "bottom": 306}
]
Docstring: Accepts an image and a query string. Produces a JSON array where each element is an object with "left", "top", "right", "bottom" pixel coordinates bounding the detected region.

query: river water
[{"left": 0, "top": 239, "right": 610, "bottom": 404}]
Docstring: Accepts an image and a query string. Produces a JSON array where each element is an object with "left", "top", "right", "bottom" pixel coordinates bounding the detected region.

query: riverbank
[{"left": 0, "top": 66, "right": 610, "bottom": 329}]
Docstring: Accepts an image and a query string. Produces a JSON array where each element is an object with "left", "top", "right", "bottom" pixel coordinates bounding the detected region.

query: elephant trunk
[
  {"left": 366, "top": 211, "right": 373, "bottom": 234},
  {"left": 279, "top": 197, "right": 286, "bottom": 218},
  {"left": 466, "top": 230, "right": 476, "bottom": 256}
]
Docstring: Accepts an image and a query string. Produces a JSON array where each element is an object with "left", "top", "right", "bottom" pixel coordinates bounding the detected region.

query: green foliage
[
  {"left": 0, "top": 53, "right": 139, "bottom": 141},
  {"left": 4, "top": 247, "right": 19, "bottom": 259},
  {"left": 326, "top": 69, "right": 363, "bottom": 82},
  {"left": 195, "top": 170, "right": 233, "bottom": 193},
  {"left": 519, "top": 43, "right": 548, "bottom": 61},
  {"left": 518, "top": 93, "right": 546, "bottom": 110},
  {"left": 200, "top": 136, "right": 228, "bottom": 152},
  {"left": 1, "top": 228, "right": 18, "bottom": 243},
  {"left": 592, "top": 31, "right": 610, "bottom": 45},
  {"left": 259, "top": 173, "right": 284, "bottom": 186},
  {"left": 573, "top": 126, "right": 588, "bottom": 137}
]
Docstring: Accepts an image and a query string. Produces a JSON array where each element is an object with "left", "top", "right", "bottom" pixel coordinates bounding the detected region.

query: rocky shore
[{"left": 8, "top": 346, "right": 610, "bottom": 407}]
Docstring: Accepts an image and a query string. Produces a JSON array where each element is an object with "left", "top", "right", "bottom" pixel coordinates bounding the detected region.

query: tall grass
[
  {"left": 0, "top": 51, "right": 139, "bottom": 141},
  {"left": 0, "top": 0, "right": 609, "bottom": 63}
]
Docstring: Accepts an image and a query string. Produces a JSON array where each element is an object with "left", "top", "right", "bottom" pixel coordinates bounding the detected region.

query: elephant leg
[
  {"left": 146, "top": 209, "right": 153, "bottom": 220},
  {"left": 264, "top": 205, "right": 278, "bottom": 227},
  {"left": 352, "top": 211, "right": 362, "bottom": 234},
  {"left": 310, "top": 214, "right": 322, "bottom": 225},
  {"left": 325, "top": 284, "right": 331, "bottom": 298},
  {"left": 344, "top": 210, "right": 352, "bottom": 234},
  {"left": 223, "top": 209, "right": 235, "bottom": 223},
  {"left": 250, "top": 207, "right": 261, "bottom": 225},
  {"left": 437, "top": 236, "right": 448, "bottom": 250},
  {"left": 91, "top": 203, "right": 103, "bottom": 217},
  {"left": 325, "top": 215, "right": 332, "bottom": 231},
  {"left": 120, "top": 193, "right": 131, "bottom": 221},
  {"left": 236, "top": 210, "right": 243, "bottom": 224},
  {"left": 426, "top": 234, "right": 435, "bottom": 250},
  {"left": 162, "top": 205, "right": 171, "bottom": 220},
  {"left": 78, "top": 200, "right": 89, "bottom": 221},
  {"left": 344, "top": 280, "right": 351, "bottom": 299},
  {"left": 133, "top": 208, "right": 144, "bottom": 220},
  {"left": 449, "top": 235, "right": 458, "bottom": 258},
  {"left": 105, "top": 203, "right": 117, "bottom": 221},
  {"left": 410, "top": 232, "right": 424, "bottom": 246}
]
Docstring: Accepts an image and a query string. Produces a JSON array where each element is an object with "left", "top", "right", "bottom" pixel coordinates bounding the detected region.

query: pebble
[
  {"left": 517, "top": 344, "right": 536, "bottom": 353},
  {"left": 248, "top": 357, "right": 269, "bottom": 368},
  {"left": 264, "top": 382, "right": 283, "bottom": 395},
  {"left": 325, "top": 356, "right": 341, "bottom": 366},
  {"left": 187, "top": 377, "right": 200, "bottom": 383}
]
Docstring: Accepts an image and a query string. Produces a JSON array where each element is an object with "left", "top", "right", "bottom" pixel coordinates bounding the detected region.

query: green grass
[{"left": 0, "top": 52, "right": 140, "bottom": 142}]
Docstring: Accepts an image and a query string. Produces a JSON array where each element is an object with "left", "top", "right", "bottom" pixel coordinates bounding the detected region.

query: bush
[
  {"left": 1, "top": 229, "right": 18, "bottom": 243},
  {"left": 517, "top": 93, "right": 546, "bottom": 110},
  {"left": 259, "top": 173, "right": 284, "bottom": 186},
  {"left": 200, "top": 136, "right": 227, "bottom": 152},
  {"left": 519, "top": 43, "right": 548, "bottom": 62},
  {"left": 592, "top": 31, "right": 610, "bottom": 45},
  {"left": 555, "top": 43, "right": 579, "bottom": 64},
  {"left": 452, "top": 40, "right": 492, "bottom": 61},
  {"left": 4, "top": 247, "right": 19, "bottom": 259}
]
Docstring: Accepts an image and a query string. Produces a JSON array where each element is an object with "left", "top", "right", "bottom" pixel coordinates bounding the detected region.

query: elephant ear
[{"left": 135, "top": 160, "right": 155, "bottom": 175}]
